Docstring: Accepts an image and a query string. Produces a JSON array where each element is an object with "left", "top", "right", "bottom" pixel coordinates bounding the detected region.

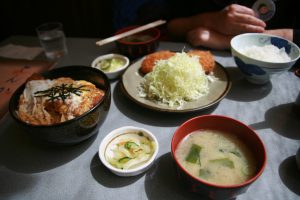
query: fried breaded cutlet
[
  {"left": 140, "top": 51, "right": 175, "bottom": 74},
  {"left": 187, "top": 50, "right": 215, "bottom": 74},
  {"left": 140, "top": 50, "right": 215, "bottom": 75}
]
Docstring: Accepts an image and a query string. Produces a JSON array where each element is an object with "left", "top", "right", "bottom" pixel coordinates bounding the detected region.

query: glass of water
[{"left": 36, "top": 22, "right": 68, "bottom": 60}]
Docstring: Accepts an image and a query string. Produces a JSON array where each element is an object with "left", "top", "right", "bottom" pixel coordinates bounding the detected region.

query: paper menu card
[
  {"left": 0, "top": 44, "right": 43, "bottom": 60},
  {"left": 0, "top": 59, "right": 55, "bottom": 119}
]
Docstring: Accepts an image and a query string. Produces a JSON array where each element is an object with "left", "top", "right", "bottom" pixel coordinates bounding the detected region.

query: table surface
[{"left": 0, "top": 36, "right": 299, "bottom": 200}]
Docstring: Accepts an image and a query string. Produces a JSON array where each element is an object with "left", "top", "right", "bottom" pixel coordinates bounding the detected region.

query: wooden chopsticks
[{"left": 95, "top": 20, "right": 166, "bottom": 46}]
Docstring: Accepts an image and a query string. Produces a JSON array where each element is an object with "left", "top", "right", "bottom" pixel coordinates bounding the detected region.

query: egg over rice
[{"left": 18, "top": 76, "right": 105, "bottom": 125}]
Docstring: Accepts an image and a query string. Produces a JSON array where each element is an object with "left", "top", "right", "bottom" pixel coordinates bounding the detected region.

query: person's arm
[
  {"left": 264, "top": 29, "right": 293, "bottom": 42},
  {"left": 167, "top": 4, "right": 266, "bottom": 39},
  {"left": 186, "top": 27, "right": 232, "bottom": 50},
  {"left": 167, "top": 13, "right": 210, "bottom": 39}
]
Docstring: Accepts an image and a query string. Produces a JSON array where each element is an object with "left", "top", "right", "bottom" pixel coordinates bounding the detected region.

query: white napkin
[{"left": 0, "top": 44, "right": 43, "bottom": 60}]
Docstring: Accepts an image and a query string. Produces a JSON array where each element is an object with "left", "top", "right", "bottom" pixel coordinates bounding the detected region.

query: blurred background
[
  {"left": 0, "top": 0, "right": 115, "bottom": 41},
  {"left": 0, "top": 0, "right": 171, "bottom": 42}
]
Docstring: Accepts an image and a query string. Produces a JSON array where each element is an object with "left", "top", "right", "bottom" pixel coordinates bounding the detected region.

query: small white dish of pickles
[
  {"left": 99, "top": 126, "right": 159, "bottom": 176},
  {"left": 91, "top": 53, "right": 129, "bottom": 79}
]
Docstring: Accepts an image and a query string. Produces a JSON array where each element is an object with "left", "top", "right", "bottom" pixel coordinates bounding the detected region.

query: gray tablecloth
[{"left": 0, "top": 36, "right": 299, "bottom": 200}]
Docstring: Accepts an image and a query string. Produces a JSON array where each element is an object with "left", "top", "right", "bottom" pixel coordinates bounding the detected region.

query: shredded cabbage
[{"left": 139, "top": 52, "right": 210, "bottom": 107}]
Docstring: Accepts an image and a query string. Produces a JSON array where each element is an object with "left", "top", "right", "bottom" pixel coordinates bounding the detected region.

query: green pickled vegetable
[
  {"left": 210, "top": 158, "right": 234, "bottom": 168},
  {"left": 138, "top": 131, "right": 144, "bottom": 137},
  {"left": 106, "top": 131, "right": 156, "bottom": 170},
  {"left": 119, "top": 157, "right": 131, "bottom": 164},
  {"left": 124, "top": 141, "right": 139, "bottom": 150},
  {"left": 185, "top": 144, "right": 202, "bottom": 164},
  {"left": 97, "top": 58, "right": 125, "bottom": 72},
  {"left": 100, "top": 60, "right": 111, "bottom": 70}
]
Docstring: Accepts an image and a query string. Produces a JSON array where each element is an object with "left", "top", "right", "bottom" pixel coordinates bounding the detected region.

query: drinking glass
[{"left": 36, "top": 22, "right": 68, "bottom": 60}]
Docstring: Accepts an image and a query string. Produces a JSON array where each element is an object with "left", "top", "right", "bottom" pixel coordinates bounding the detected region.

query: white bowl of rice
[{"left": 230, "top": 33, "right": 300, "bottom": 84}]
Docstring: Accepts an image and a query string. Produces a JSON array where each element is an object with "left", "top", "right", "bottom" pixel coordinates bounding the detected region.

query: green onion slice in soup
[
  {"left": 210, "top": 158, "right": 235, "bottom": 168},
  {"left": 185, "top": 144, "right": 202, "bottom": 164},
  {"left": 199, "top": 169, "right": 211, "bottom": 179}
]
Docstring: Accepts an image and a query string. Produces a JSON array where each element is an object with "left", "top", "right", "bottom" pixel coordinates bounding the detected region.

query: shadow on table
[
  {"left": 249, "top": 103, "right": 300, "bottom": 139},
  {"left": 278, "top": 156, "right": 300, "bottom": 195},
  {"left": 113, "top": 82, "right": 217, "bottom": 127},
  {"left": 0, "top": 116, "right": 96, "bottom": 173},
  {"left": 144, "top": 152, "right": 210, "bottom": 200},
  {"left": 0, "top": 168, "right": 38, "bottom": 198},
  {"left": 90, "top": 153, "right": 143, "bottom": 187},
  {"left": 225, "top": 67, "right": 272, "bottom": 102}
]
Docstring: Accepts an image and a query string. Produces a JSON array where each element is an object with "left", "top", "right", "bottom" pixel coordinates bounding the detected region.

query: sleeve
[
  {"left": 293, "top": 30, "right": 300, "bottom": 47},
  {"left": 292, "top": 1, "right": 300, "bottom": 47}
]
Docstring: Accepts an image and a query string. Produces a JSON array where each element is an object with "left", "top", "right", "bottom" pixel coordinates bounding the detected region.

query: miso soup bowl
[
  {"left": 231, "top": 33, "right": 300, "bottom": 84},
  {"left": 171, "top": 115, "right": 267, "bottom": 200}
]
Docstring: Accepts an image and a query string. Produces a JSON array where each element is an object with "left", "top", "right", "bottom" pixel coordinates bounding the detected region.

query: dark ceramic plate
[
  {"left": 9, "top": 66, "right": 111, "bottom": 145},
  {"left": 121, "top": 58, "right": 231, "bottom": 113}
]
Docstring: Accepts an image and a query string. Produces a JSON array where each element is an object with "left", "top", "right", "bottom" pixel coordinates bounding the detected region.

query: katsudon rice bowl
[{"left": 9, "top": 66, "right": 111, "bottom": 144}]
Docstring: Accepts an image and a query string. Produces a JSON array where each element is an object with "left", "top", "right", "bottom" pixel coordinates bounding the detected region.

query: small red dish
[
  {"left": 171, "top": 115, "right": 267, "bottom": 200},
  {"left": 114, "top": 26, "right": 160, "bottom": 59}
]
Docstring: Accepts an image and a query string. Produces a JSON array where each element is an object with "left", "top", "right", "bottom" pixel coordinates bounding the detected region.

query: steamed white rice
[{"left": 240, "top": 44, "right": 291, "bottom": 63}]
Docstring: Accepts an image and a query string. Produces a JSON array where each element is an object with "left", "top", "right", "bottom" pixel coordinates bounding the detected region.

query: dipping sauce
[
  {"left": 105, "top": 131, "right": 156, "bottom": 170},
  {"left": 95, "top": 57, "right": 125, "bottom": 73},
  {"left": 175, "top": 130, "right": 257, "bottom": 185},
  {"left": 121, "top": 34, "right": 154, "bottom": 43}
]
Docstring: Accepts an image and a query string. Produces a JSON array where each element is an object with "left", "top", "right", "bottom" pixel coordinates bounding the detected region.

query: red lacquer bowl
[
  {"left": 114, "top": 26, "right": 160, "bottom": 59},
  {"left": 171, "top": 115, "right": 267, "bottom": 200}
]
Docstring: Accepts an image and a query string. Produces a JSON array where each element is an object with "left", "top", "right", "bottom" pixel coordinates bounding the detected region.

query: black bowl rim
[
  {"left": 171, "top": 114, "right": 267, "bottom": 189},
  {"left": 9, "top": 65, "right": 111, "bottom": 128}
]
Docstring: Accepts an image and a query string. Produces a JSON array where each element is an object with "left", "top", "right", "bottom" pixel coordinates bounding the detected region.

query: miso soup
[{"left": 175, "top": 130, "right": 257, "bottom": 185}]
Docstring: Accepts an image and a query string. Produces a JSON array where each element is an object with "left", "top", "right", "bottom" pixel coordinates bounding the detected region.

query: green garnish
[
  {"left": 98, "top": 58, "right": 125, "bottom": 72},
  {"left": 185, "top": 144, "right": 202, "bottom": 164},
  {"left": 241, "top": 166, "right": 250, "bottom": 176},
  {"left": 34, "top": 83, "right": 89, "bottom": 102},
  {"left": 230, "top": 150, "right": 241, "bottom": 158},
  {"left": 219, "top": 148, "right": 242, "bottom": 158},
  {"left": 219, "top": 148, "right": 225, "bottom": 153},
  {"left": 118, "top": 157, "right": 131, "bottom": 164},
  {"left": 124, "top": 141, "right": 139, "bottom": 150},
  {"left": 100, "top": 60, "right": 111, "bottom": 70},
  {"left": 210, "top": 158, "right": 234, "bottom": 168},
  {"left": 138, "top": 131, "right": 144, "bottom": 137},
  {"left": 199, "top": 169, "right": 211, "bottom": 179}
]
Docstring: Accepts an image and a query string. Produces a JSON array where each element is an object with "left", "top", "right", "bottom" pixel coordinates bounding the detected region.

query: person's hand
[
  {"left": 186, "top": 27, "right": 232, "bottom": 50},
  {"left": 211, "top": 4, "right": 266, "bottom": 35}
]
